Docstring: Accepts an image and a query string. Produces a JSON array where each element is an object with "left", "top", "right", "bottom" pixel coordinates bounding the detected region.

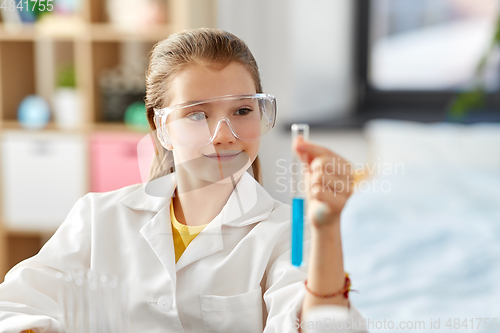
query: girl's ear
[
  {"left": 161, "top": 142, "right": 174, "bottom": 151},
  {"left": 156, "top": 129, "right": 174, "bottom": 150}
]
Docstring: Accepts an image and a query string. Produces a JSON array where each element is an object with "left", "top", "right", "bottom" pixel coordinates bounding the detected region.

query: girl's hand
[{"left": 293, "top": 136, "right": 354, "bottom": 229}]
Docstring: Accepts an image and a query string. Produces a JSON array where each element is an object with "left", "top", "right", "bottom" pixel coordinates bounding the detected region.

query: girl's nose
[{"left": 212, "top": 119, "right": 236, "bottom": 144}]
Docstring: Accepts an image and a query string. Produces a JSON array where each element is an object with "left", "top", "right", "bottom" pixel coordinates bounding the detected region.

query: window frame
[{"left": 354, "top": 0, "right": 500, "bottom": 122}]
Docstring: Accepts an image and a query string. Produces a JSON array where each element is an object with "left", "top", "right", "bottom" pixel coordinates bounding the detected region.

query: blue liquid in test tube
[{"left": 291, "top": 124, "right": 309, "bottom": 267}]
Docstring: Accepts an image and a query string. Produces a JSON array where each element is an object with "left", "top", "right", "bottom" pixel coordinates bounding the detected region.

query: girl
[{"left": 0, "top": 28, "right": 365, "bottom": 332}]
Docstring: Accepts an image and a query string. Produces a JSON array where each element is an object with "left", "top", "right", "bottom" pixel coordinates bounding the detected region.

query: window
[{"left": 356, "top": 0, "right": 500, "bottom": 121}]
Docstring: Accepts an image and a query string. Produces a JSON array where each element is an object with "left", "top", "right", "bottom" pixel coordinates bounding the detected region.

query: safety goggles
[{"left": 153, "top": 93, "right": 277, "bottom": 148}]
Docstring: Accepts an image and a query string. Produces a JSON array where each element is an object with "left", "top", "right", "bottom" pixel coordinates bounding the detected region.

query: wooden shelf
[
  {"left": 0, "top": 0, "right": 218, "bottom": 281},
  {"left": 0, "top": 120, "right": 151, "bottom": 135},
  {"left": 92, "top": 122, "right": 139, "bottom": 132},
  {"left": 0, "top": 15, "right": 87, "bottom": 41},
  {"left": 89, "top": 23, "right": 175, "bottom": 41},
  {"left": 0, "top": 120, "right": 90, "bottom": 133},
  {"left": 1, "top": 225, "right": 58, "bottom": 237},
  {"left": 0, "top": 25, "right": 37, "bottom": 41},
  {"left": 0, "top": 23, "right": 176, "bottom": 42}
]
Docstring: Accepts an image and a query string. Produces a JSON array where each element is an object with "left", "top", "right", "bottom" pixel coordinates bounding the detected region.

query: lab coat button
[{"left": 157, "top": 295, "right": 172, "bottom": 312}]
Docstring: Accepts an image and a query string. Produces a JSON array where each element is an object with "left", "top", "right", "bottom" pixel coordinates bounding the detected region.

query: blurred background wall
[
  {"left": 219, "top": 0, "right": 356, "bottom": 124},
  {"left": 218, "top": 0, "right": 361, "bottom": 203}
]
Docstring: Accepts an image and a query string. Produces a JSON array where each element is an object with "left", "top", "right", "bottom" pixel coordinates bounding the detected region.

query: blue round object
[
  {"left": 18, "top": 95, "right": 51, "bottom": 129},
  {"left": 124, "top": 101, "right": 149, "bottom": 132}
]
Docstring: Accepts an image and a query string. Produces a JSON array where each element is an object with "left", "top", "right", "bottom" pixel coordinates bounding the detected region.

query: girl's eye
[
  {"left": 235, "top": 108, "right": 253, "bottom": 116},
  {"left": 186, "top": 112, "right": 207, "bottom": 121}
]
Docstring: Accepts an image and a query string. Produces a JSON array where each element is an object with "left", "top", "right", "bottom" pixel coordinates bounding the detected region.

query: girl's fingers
[
  {"left": 309, "top": 173, "right": 353, "bottom": 195},
  {"left": 306, "top": 165, "right": 353, "bottom": 217},
  {"left": 309, "top": 155, "right": 353, "bottom": 177},
  {"left": 310, "top": 186, "right": 350, "bottom": 204},
  {"left": 294, "top": 137, "right": 331, "bottom": 159},
  {"left": 293, "top": 139, "right": 354, "bottom": 225},
  {"left": 308, "top": 158, "right": 353, "bottom": 193},
  {"left": 293, "top": 137, "right": 334, "bottom": 165},
  {"left": 292, "top": 139, "right": 354, "bottom": 220},
  {"left": 293, "top": 138, "right": 353, "bottom": 180}
]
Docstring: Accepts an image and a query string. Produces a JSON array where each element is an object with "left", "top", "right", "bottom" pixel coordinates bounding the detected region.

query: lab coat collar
[
  {"left": 121, "top": 170, "right": 276, "bottom": 278},
  {"left": 120, "top": 172, "right": 176, "bottom": 213},
  {"left": 120, "top": 170, "right": 276, "bottom": 228}
]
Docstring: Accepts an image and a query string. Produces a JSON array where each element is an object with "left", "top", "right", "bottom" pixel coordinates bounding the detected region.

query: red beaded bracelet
[{"left": 304, "top": 272, "right": 354, "bottom": 299}]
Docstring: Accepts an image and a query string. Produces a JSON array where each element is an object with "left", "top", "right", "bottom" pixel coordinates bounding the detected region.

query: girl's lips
[{"left": 204, "top": 151, "right": 242, "bottom": 161}]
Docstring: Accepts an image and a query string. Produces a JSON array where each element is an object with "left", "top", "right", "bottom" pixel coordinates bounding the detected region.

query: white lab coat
[{"left": 0, "top": 171, "right": 365, "bottom": 333}]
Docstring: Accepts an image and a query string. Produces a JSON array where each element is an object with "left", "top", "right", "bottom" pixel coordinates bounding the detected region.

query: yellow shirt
[{"left": 170, "top": 198, "right": 209, "bottom": 263}]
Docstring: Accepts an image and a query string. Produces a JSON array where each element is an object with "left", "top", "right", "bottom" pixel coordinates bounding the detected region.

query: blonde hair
[{"left": 145, "top": 28, "right": 263, "bottom": 185}]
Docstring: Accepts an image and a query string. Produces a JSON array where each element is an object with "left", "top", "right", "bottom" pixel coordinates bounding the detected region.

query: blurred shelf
[
  {"left": 0, "top": 120, "right": 88, "bottom": 133},
  {"left": 1, "top": 226, "right": 56, "bottom": 237},
  {"left": 0, "top": 0, "right": 217, "bottom": 280},
  {"left": 0, "top": 21, "right": 85, "bottom": 41},
  {"left": 0, "top": 24, "right": 37, "bottom": 41},
  {"left": 0, "top": 120, "right": 151, "bottom": 134},
  {"left": 92, "top": 122, "right": 134, "bottom": 132},
  {"left": 89, "top": 23, "right": 174, "bottom": 41},
  {"left": 0, "top": 22, "right": 175, "bottom": 42}
]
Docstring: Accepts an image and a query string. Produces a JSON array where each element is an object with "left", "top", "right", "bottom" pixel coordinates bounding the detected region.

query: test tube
[
  {"left": 291, "top": 123, "right": 309, "bottom": 267},
  {"left": 56, "top": 270, "right": 131, "bottom": 333}
]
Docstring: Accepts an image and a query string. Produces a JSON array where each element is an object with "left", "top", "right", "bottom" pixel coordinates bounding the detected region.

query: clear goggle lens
[{"left": 153, "top": 94, "right": 277, "bottom": 148}]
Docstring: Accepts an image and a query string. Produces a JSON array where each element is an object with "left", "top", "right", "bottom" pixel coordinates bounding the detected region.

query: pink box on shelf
[{"left": 90, "top": 131, "right": 153, "bottom": 192}]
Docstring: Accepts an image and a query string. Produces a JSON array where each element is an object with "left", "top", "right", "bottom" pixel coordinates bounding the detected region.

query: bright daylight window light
[{"left": 369, "top": 0, "right": 500, "bottom": 91}]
